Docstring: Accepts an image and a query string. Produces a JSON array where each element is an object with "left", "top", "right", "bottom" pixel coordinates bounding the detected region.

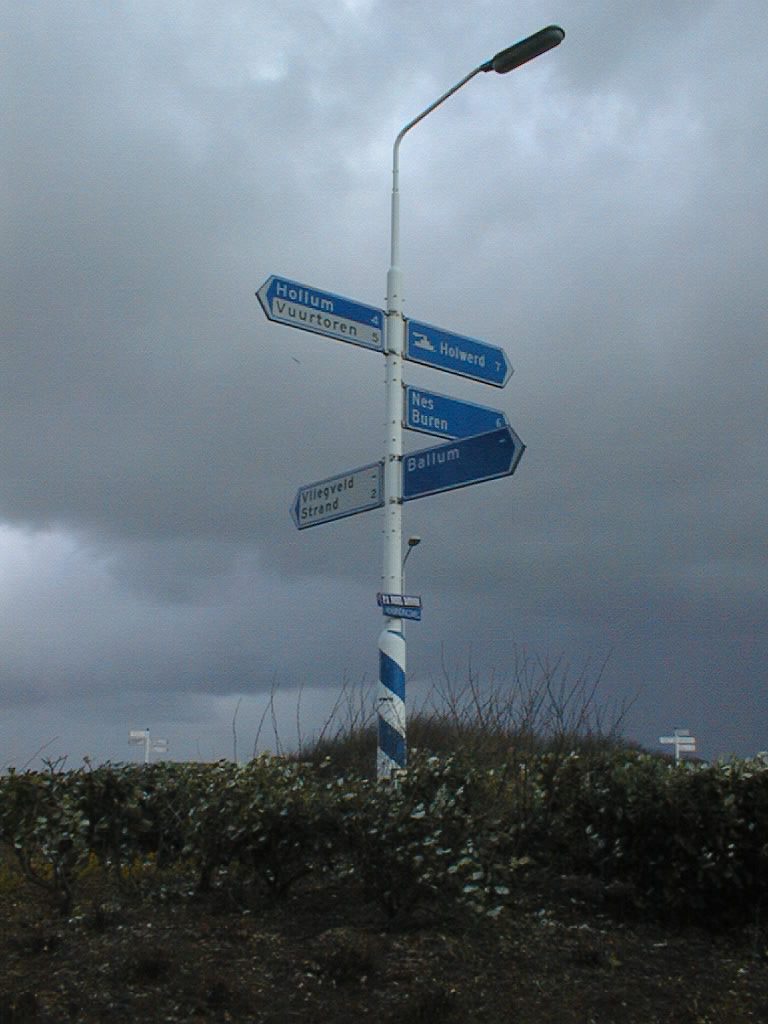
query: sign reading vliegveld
[
  {"left": 405, "top": 319, "right": 511, "bottom": 387},
  {"left": 257, "top": 276, "right": 384, "bottom": 352},
  {"left": 403, "top": 425, "right": 524, "bottom": 502},
  {"left": 404, "top": 385, "right": 508, "bottom": 440},
  {"left": 291, "top": 462, "right": 384, "bottom": 530}
]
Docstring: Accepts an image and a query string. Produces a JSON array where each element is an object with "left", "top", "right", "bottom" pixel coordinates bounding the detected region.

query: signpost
[
  {"left": 405, "top": 318, "right": 512, "bottom": 387},
  {"left": 258, "top": 274, "right": 523, "bottom": 782},
  {"left": 257, "top": 275, "right": 384, "bottom": 352},
  {"left": 290, "top": 462, "right": 383, "bottom": 530},
  {"left": 403, "top": 425, "right": 524, "bottom": 502},
  {"left": 404, "top": 385, "right": 508, "bottom": 440},
  {"left": 659, "top": 728, "right": 697, "bottom": 763},
  {"left": 129, "top": 729, "right": 168, "bottom": 764},
  {"left": 254, "top": 25, "right": 566, "bottom": 780}
]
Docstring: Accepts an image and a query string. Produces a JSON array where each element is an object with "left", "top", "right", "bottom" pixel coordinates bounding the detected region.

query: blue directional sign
[
  {"left": 402, "top": 425, "right": 524, "bottom": 502},
  {"left": 404, "top": 385, "right": 508, "bottom": 440},
  {"left": 405, "top": 319, "right": 511, "bottom": 387},
  {"left": 377, "top": 593, "right": 422, "bottom": 621},
  {"left": 257, "top": 275, "right": 384, "bottom": 352},
  {"left": 291, "top": 462, "right": 383, "bottom": 530}
]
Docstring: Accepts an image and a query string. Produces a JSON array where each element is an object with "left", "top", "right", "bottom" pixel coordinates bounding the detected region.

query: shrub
[
  {"left": 526, "top": 749, "right": 768, "bottom": 924},
  {"left": 2, "top": 743, "right": 768, "bottom": 930},
  {"left": 338, "top": 752, "right": 528, "bottom": 922},
  {"left": 0, "top": 764, "right": 93, "bottom": 914},
  {"left": 182, "top": 757, "right": 340, "bottom": 901}
]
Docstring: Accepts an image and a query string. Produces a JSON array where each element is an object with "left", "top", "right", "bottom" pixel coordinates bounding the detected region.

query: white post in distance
[
  {"left": 375, "top": 26, "right": 565, "bottom": 780},
  {"left": 129, "top": 728, "right": 151, "bottom": 764},
  {"left": 129, "top": 728, "right": 169, "bottom": 764},
  {"left": 659, "top": 728, "right": 697, "bottom": 763}
]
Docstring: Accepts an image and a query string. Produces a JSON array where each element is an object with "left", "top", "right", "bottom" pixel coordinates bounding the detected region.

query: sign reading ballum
[
  {"left": 405, "top": 318, "right": 512, "bottom": 387},
  {"left": 257, "top": 276, "right": 384, "bottom": 352},
  {"left": 291, "top": 462, "right": 384, "bottom": 529},
  {"left": 402, "top": 425, "right": 524, "bottom": 502}
]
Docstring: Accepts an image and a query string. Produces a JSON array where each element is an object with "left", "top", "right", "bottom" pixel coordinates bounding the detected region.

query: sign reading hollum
[{"left": 257, "top": 275, "right": 384, "bottom": 352}]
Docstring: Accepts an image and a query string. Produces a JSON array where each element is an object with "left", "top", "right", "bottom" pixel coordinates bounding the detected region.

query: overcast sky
[{"left": 2, "top": 0, "right": 766, "bottom": 768}]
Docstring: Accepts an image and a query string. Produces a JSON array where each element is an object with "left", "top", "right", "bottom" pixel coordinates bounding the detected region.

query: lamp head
[{"left": 483, "top": 25, "right": 565, "bottom": 75}]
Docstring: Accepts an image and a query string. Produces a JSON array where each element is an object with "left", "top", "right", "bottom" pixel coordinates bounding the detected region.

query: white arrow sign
[
  {"left": 660, "top": 729, "right": 697, "bottom": 762},
  {"left": 291, "top": 462, "right": 383, "bottom": 530}
]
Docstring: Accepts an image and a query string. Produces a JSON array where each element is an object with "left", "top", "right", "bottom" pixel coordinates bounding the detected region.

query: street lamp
[
  {"left": 482, "top": 26, "right": 565, "bottom": 74},
  {"left": 402, "top": 535, "right": 422, "bottom": 570},
  {"left": 377, "top": 26, "right": 564, "bottom": 781}
]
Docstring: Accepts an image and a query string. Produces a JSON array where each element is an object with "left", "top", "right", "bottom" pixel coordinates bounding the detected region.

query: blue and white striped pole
[{"left": 377, "top": 626, "right": 406, "bottom": 777}]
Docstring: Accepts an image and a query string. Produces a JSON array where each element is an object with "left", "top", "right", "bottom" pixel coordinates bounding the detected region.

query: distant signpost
[
  {"left": 659, "top": 728, "right": 697, "bottom": 763},
  {"left": 128, "top": 728, "right": 168, "bottom": 764}
]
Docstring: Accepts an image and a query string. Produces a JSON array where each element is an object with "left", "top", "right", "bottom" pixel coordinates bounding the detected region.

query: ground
[{"left": 2, "top": 867, "right": 767, "bottom": 1023}]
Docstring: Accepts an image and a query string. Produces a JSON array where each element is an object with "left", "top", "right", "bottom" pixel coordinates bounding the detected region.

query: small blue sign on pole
[
  {"left": 405, "top": 319, "right": 512, "bottom": 387},
  {"left": 404, "top": 385, "right": 508, "bottom": 440},
  {"left": 377, "top": 593, "right": 422, "bottom": 621},
  {"left": 257, "top": 275, "right": 384, "bottom": 352},
  {"left": 402, "top": 425, "right": 524, "bottom": 502}
]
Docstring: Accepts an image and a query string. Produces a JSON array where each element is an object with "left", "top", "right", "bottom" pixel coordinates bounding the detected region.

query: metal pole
[
  {"left": 376, "top": 66, "right": 485, "bottom": 782},
  {"left": 374, "top": 28, "right": 564, "bottom": 779},
  {"left": 376, "top": 166, "right": 406, "bottom": 781}
]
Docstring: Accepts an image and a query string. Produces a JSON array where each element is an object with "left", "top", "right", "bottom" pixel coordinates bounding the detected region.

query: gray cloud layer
[{"left": 2, "top": 1, "right": 766, "bottom": 764}]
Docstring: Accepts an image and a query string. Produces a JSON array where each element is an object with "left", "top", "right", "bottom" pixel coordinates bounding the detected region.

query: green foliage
[
  {"left": 296, "top": 649, "right": 636, "bottom": 778},
  {"left": 296, "top": 723, "right": 378, "bottom": 779},
  {"left": 337, "top": 752, "right": 528, "bottom": 921},
  {"left": 522, "top": 750, "right": 768, "bottom": 923},
  {"left": 2, "top": 747, "right": 768, "bottom": 928},
  {"left": 182, "top": 756, "right": 340, "bottom": 901},
  {"left": 0, "top": 763, "right": 93, "bottom": 914}
]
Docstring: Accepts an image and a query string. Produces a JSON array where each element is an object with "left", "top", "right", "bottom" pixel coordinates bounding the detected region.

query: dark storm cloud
[{"left": 1, "top": 1, "right": 766, "bottom": 762}]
